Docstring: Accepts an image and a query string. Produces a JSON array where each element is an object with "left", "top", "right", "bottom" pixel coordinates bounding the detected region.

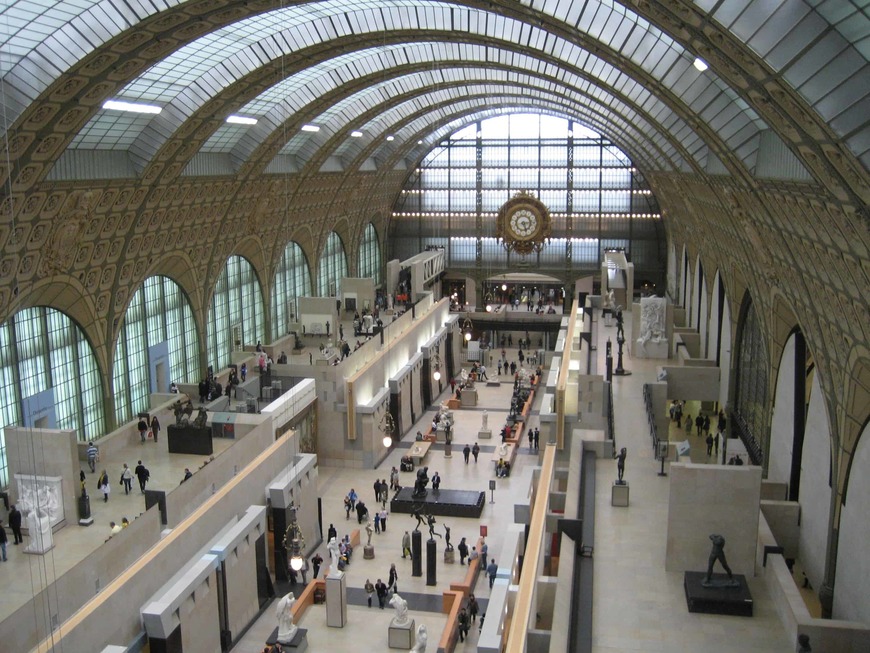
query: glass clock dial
[{"left": 509, "top": 208, "right": 539, "bottom": 239}]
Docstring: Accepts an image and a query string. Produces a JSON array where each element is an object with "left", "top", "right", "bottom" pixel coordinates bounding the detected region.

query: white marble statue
[
  {"left": 276, "top": 592, "right": 298, "bottom": 644},
  {"left": 390, "top": 593, "right": 409, "bottom": 624},
  {"left": 481, "top": 410, "right": 488, "bottom": 429},
  {"left": 497, "top": 442, "right": 508, "bottom": 457},
  {"left": 638, "top": 296, "right": 667, "bottom": 346},
  {"left": 366, "top": 519, "right": 374, "bottom": 546},
  {"left": 410, "top": 624, "right": 428, "bottom": 652},
  {"left": 327, "top": 536, "right": 341, "bottom": 572},
  {"left": 24, "top": 509, "right": 54, "bottom": 554},
  {"left": 604, "top": 289, "right": 615, "bottom": 309}
]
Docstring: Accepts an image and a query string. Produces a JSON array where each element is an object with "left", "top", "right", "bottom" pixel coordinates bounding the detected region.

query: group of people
[
  {"left": 462, "top": 442, "right": 481, "bottom": 463},
  {"left": 135, "top": 415, "right": 161, "bottom": 444},
  {"left": 363, "top": 562, "right": 399, "bottom": 609}
]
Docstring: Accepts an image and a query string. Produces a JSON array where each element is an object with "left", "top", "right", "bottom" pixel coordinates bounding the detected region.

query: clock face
[{"left": 509, "top": 207, "right": 539, "bottom": 239}]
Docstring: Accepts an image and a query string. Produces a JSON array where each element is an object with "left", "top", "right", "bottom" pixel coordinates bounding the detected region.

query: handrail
[
  {"left": 504, "top": 443, "right": 556, "bottom": 651},
  {"left": 555, "top": 301, "right": 580, "bottom": 449}
]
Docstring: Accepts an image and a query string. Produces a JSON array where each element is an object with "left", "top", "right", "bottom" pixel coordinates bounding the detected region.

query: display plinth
[
  {"left": 326, "top": 571, "right": 347, "bottom": 627},
  {"left": 267, "top": 627, "right": 309, "bottom": 652},
  {"left": 390, "top": 487, "right": 485, "bottom": 518},
  {"left": 444, "top": 549, "right": 455, "bottom": 564},
  {"left": 611, "top": 481, "right": 629, "bottom": 507},
  {"left": 478, "top": 428, "right": 492, "bottom": 440},
  {"left": 460, "top": 389, "right": 478, "bottom": 406},
  {"left": 684, "top": 572, "right": 753, "bottom": 616},
  {"left": 635, "top": 339, "right": 669, "bottom": 359},
  {"left": 388, "top": 618, "right": 416, "bottom": 649},
  {"left": 167, "top": 424, "right": 213, "bottom": 455},
  {"left": 364, "top": 545, "right": 375, "bottom": 559}
]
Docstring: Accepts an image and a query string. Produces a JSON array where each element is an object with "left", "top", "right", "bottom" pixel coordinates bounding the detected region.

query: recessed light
[
  {"left": 386, "top": 135, "right": 395, "bottom": 142},
  {"left": 418, "top": 140, "right": 423, "bottom": 145},
  {"left": 351, "top": 130, "right": 363, "bottom": 138},
  {"left": 693, "top": 57, "right": 708, "bottom": 72},
  {"left": 103, "top": 100, "right": 162, "bottom": 114},
  {"left": 226, "top": 115, "right": 257, "bottom": 125},
  {"left": 301, "top": 124, "right": 320, "bottom": 132}
]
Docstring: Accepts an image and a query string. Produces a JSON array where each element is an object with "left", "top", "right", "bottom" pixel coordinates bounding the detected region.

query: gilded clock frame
[{"left": 496, "top": 191, "right": 552, "bottom": 256}]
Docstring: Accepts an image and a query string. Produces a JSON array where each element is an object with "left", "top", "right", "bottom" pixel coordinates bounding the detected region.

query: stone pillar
[
  {"left": 412, "top": 530, "right": 422, "bottom": 577},
  {"left": 426, "top": 539, "right": 437, "bottom": 586}
]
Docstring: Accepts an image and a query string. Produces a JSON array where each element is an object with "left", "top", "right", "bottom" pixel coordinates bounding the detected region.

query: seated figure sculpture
[
  {"left": 413, "top": 466, "right": 429, "bottom": 497},
  {"left": 410, "top": 624, "right": 428, "bottom": 652}
]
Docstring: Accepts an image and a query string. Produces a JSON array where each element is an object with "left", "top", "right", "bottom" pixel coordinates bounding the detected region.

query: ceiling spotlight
[
  {"left": 351, "top": 130, "right": 363, "bottom": 138},
  {"left": 693, "top": 57, "right": 708, "bottom": 72},
  {"left": 301, "top": 124, "right": 320, "bottom": 132},
  {"left": 418, "top": 140, "right": 423, "bottom": 145},
  {"left": 103, "top": 100, "right": 162, "bottom": 114},
  {"left": 226, "top": 115, "right": 258, "bottom": 125},
  {"left": 386, "top": 135, "right": 395, "bottom": 142}
]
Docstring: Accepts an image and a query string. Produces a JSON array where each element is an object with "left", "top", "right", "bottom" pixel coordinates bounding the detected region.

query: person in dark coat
[
  {"left": 356, "top": 500, "right": 368, "bottom": 524},
  {"left": 8, "top": 505, "right": 23, "bottom": 544},
  {"left": 150, "top": 415, "right": 161, "bottom": 443},
  {"left": 463, "top": 443, "right": 471, "bottom": 463},
  {"left": 134, "top": 460, "right": 150, "bottom": 493}
]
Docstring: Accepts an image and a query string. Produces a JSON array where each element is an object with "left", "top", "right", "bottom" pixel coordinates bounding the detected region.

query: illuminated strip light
[
  {"left": 226, "top": 115, "right": 258, "bottom": 125},
  {"left": 301, "top": 124, "right": 320, "bottom": 132},
  {"left": 693, "top": 58, "right": 708, "bottom": 72},
  {"left": 103, "top": 100, "right": 162, "bottom": 114},
  {"left": 351, "top": 130, "right": 364, "bottom": 138}
]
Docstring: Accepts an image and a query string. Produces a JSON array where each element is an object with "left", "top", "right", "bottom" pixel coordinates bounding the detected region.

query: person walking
[
  {"left": 706, "top": 432, "right": 714, "bottom": 457},
  {"left": 134, "top": 460, "right": 150, "bottom": 493},
  {"left": 528, "top": 429, "right": 534, "bottom": 450},
  {"left": 150, "top": 415, "right": 161, "bottom": 443},
  {"left": 375, "top": 579, "right": 388, "bottom": 609},
  {"left": 533, "top": 428, "right": 540, "bottom": 449},
  {"left": 379, "top": 508, "right": 388, "bottom": 532},
  {"left": 120, "top": 463, "right": 134, "bottom": 494},
  {"left": 356, "top": 500, "right": 367, "bottom": 524},
  {"left": 457, "top": 607, "right": 470, "bottom": 642},
  {"left": 458, "top": 537, "right": 469, "bottom": 565},
  {"left": 480, "top": 539, "right": 488, "bottom": 568},
  {"left": 328, "top": 523, "right": 337, "bottom": 543},
  {"left": 388, "top": 563, "right": 399, "bottom": 594},
  {"left": 703, "top": 414, "right": 711, "bottom": 437},
  {"left": 402, "top": 531, "right": 412, "bottom": 559},
  {"left": 463, "top": 443, "right": 471, "bottom": 463},
  {"left": 0, "top": 519, "right": 8, "bottom": 561},
  {"left": 98, "top": 470, "right": 110, "bottom": 502},
  {"left": 311, "top": 552, "right": 323, "bottom": 578},
  {"left": 472, "top": 442, "right": 480, "bottom": 463},
  {"left": 364, "top": 579, "right": 375, "bottom": 607},
  {"left": 348, "top": 488, "right": 358, "bottom": 510},
  {"left": 487, "top": 560, "right": 498, "bottom": 588},
  {"left": 695, "top": 414, "right": 704, "bottom": 437},
  {"left": 468, "top": 594, "right": 479, "bottom": 622},
  {"left": 137, "top": 416, "right": 148, "bottom": 444},
  {"left": 87, "top": 442, "right": 98, "bottom": 473},
  {"left": 9, "top": 505, "right": 23, "bottom": 545},
  {"left": 344, "top": 495, "right": 352, "bottom": 519}
]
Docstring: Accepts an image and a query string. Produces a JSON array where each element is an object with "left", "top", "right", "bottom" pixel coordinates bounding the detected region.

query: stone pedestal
[
  {"left": 426, "top": 538, "right": 437, "bottom": 586},
  {"left": 444, "top": 549, "right": 455, "bottom": 564},
  {"left": 364, "top": 544, "right": 375, "bottom": 559},
  {"left": 267, "top": 627, "right": 309, "bottom": 652},
  {"left": 611, "top": 481, "right": 629, "bottom": 507},
  {"left": 412, "top": 530, "right": 422, "bottom": 577},
  {"left": 167, "top": 424, "right": 213, "bottom": 455},
  {"left": 635, "top": 339, "right": 669, "bottom": 359},
  {"left": 478, "top": 428, "right": 492, "bottom": 440},
  {"left": 388, "top": 618, "right": 416, "bottom": 649},
  {"left": 326, "top": 571, "right": 347, "bottom": 627},
  {"left": 460, "top": 389, "right": 478, "bottom": 406}
]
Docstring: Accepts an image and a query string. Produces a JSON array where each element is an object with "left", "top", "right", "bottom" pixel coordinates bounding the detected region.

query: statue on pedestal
[
  {"left": 427, "top": 514, "right": 441, "bottom": 541},
  {"left": 327, "top": 536, "right": 341, "bottom": 572},
  {"left": 413, "top": 466, "right": 429, "bottom": 497},
  {"left": 366, "top": 519, "right": 374, "bottom": 546},
  {"left": 276, "top": 592, "right": 298, "bottom": 644},
  {"left": 702, "top": 534, "right": 738, "bottom": 588},
  {"left": 444, "top": 525, "right": 453, "bottom": 551},
  {"left": 410, "top": 624, "right": 428, "bottom": 652},
  {"left": 389, "top": 593, "right": 409, "bottom": 624},
  {"left": 24, "top": 509, "right": 54, "bottom": 554},
  {"left": 616, "top": 448, "right": 627, "bottom": 484},
  {"left": 497, "top": 442, "right": 508, "bottom": 458},
  {"left": 481, "top": 411, "right": 488, "bottom": 429}
]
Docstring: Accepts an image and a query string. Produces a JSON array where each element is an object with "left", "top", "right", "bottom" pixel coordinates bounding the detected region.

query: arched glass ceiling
[
  {"left": 62, "top": 0, "right": 759, "bottom": 174},
  {"left": 203, "top": 42, "right": 697, "bottom": 171},
  {"left": 277, "top": 69, "right": 681, "bottom": 168},
  {"left": 313, "top": 78, "right": 680, "bottom": 173},
  {"left": 2, "top": 0, "right": 867, "bottom": 168}
]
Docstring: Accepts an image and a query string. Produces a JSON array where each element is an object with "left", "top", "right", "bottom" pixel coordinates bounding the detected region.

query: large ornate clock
[{"left": 496, "top": 191, "right": 552, "bottom": 256}]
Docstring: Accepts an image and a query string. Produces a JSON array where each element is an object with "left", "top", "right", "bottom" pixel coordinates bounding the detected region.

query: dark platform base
[
  {"left": 167, "top": 424, "right": 213, "bottom": 455},
  {"left": 684, "top": 572, "right": 753, "bottom": 616},
  {"left": 391, "top": 487, "right": 486, "bottom": 518},
  {"left": 267, "top": 626, "right": 308, "bottom": 651}
]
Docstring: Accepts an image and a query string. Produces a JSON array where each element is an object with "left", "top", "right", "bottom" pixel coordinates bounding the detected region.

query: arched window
[
  {"left": 208, "top": 256, "right": 265, "bottom": 370},
  {"left": 0, "top": 307, "right": 104, "bottom": 485},
  {"left": 113, "top": 276, "right": 199, "bottom": 424},
  {"left": 318, "top": 232, "right": 347, "bottom": 296},
  {"left": 272, "top": 242, "right": 312, "bottom": 340},
  {"left": 358, "top": 223, "right": 382, "bottom": 285},
  {"left": 733, "top": 297, "right": 770, "bottom": 466}
]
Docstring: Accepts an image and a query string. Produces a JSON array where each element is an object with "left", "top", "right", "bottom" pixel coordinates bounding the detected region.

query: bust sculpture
[
  {"left": 276, "top": 592, "right": 298, "bottom": 644},
  {"left": 389, "top": 593, "right": 409, "bottom": 624},
  {"left": 410, "top": 624, "right": 428, "bottom": 652},
  {"left": 327, "top": 536, "right": 341, "bottom": 572}
]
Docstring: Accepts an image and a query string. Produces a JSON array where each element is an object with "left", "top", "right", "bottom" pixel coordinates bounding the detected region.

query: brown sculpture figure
[{"left": 703, "top": 533, "right": 738, "bottom": 588}]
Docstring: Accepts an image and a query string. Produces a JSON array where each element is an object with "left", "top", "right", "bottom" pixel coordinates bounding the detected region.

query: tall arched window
[
  {"left": 113, "top": 276, "right": 200, "bottom": 424},
  {"left": 734, "top": 297, "right": 770, "bottom": 467},
  {"left": 208, "top": 256, "right": 265, "bottom": 370},
  {"left": 272, "top": 242, "right": 312, "bottom": 340},
  {"left": 318, "top": 232, "right": 348, "bottom": 296},
  {"left": 358, "top": 223, "right": 382, "bottom": 285},
  {"left": 0, "top": 307, "right": 104, "bottom": 485}
]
